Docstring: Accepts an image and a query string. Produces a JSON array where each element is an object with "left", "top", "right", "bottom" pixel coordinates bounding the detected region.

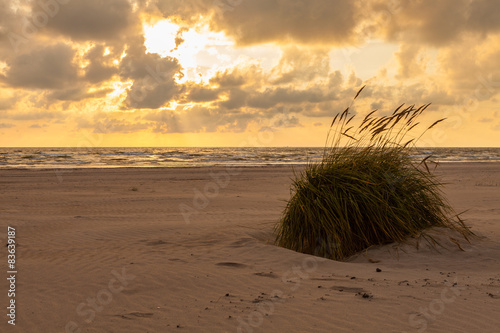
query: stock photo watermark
[
  {"left": 53, "top": 61, "right": 177, "bottom": 182},
  {"left": 65, "top": 267, "right": 135, "bottom": 333},
  {"left": 421, "top": 73, "right": 500, "bottom": 147},
  {"left": 339, "top": 0, "right": 402, "bottom": 63},
  {"left": 6, "top": 227, "right": 17, "bottom": 326},
  {"left": 178, "top": 110, "right": 295, "bottom": 224},
  {"left": 53, "top": 120, "right": 116, "bottom": 183},
  {"left": 128, "top": 63, "right": 179, "bottom": 107},
  {"left": 237, "top": 256, "right": 320, "bottom": 333},
  {"left": 406, "top": 277, "right": 466, "bottom": 332},
  {"left": 213, "top": 0, "right": 243, "bottom": 14},
  {"left": 8, "top": 0, "right": 72, "bottom": 53},
  {"left": 236, "top": 235, "right": 339, "bottom": 333}
]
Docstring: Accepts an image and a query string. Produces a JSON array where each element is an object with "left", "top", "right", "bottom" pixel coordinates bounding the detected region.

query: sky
[{"left": 0, "top": 0, "right": 499, "bottom": 147}]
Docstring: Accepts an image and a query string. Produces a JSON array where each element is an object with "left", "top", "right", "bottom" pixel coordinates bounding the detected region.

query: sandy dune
[{"left": 0, "top": 163, "right": 499, "bottom": 332}]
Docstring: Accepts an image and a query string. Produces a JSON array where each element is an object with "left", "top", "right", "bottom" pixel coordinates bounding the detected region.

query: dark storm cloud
[
  {"left": 149, "top": 0, "right": 213, "bottom": 24},
  {"left": 467, "top": 0, "right": 500, "bottom": 34},
  {"left": 209, "top": 68, "right": 246, "bottom": 88},
  {"left": 209, "top": 65, "right": 263, "bottom": 88},
  {"left": 0, "top": 1, "right": 19, "bottom": 46},
  {"left": 185, "top": 85, "right": 220, "bottom": 103},
  {"left": 2, "top": 0, "right": 499, "bottom": 138},
  {"left": 1, "top": 42, "right": 117, "bottom": 103},
  {"left": 211, "top": 0, "right": 358, "bottom": 45},
  {"left": 0, "top": 43, "right": 78, "bottom": 89},
  {"left": 189, "top": 49, "right": 343, "bottom": 115},
  {"left": 125, "top": 79, "right": 180, "bottom": 109},
  {"left": 153, "top": 0, "right": 359, "bottom": 45},
  {"left": 371, "top": 0, "right": 468, "bottom": 45},
  {"left": 84, "top": 45, "right": 119, "bottom": 84},
  {"left": 371, "top": 0, "right": 500, "bottom": 45},
  {"left": 119, "top": 36, "right": 183, "bottom": 109},
  {"left": 178, "top": 52, "right": 363, "bottom": 120},
  {"left": 217, "top": 88, "right": 248, "bottom": 110},
  {"left": 40, "top": 0, "right": 136, "bottom": 41},
  {"left": 150, "top": 0, "right": 500, "bottom": 46}
]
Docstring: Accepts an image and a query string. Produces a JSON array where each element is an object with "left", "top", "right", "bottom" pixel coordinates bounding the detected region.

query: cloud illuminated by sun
[
  {"left": 143, "top": 19, "right": 237, "bottom": 83},
  {"left": 0, "top": 60, "right": 8, "bottom": 76}
]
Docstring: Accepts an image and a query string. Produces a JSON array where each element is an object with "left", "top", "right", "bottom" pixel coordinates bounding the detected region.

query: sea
[{"left": 0, "top": 147, "right": 500, "bottom": 169}]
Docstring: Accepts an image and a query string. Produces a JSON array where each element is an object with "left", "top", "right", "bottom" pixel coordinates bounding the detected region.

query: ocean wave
[{"left": 0, "top": 147, "right": 499, "bottom": 168}]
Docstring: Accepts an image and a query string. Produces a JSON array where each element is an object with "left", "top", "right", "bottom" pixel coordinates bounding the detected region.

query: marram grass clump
[{"left": 275, "top": 86, "right": 473, "bottom": 260}]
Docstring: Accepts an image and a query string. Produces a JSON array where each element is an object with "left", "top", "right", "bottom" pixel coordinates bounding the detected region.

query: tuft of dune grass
[{"left": 275, "top": 86, "right": 474, "bottom": 261}]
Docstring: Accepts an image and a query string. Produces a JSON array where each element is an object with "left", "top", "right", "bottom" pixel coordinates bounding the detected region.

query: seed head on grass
[{"left": 275, "top": 86, "right": 473, "bottom": 260}]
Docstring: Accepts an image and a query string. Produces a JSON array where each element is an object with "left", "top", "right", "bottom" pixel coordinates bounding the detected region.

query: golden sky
[{"left": 0, "top": 0, "right": 499, "bottom": 147}]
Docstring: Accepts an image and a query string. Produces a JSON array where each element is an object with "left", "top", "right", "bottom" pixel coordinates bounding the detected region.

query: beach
[{"left": 1, "top": 163, "right": 499, "bottom": 332}]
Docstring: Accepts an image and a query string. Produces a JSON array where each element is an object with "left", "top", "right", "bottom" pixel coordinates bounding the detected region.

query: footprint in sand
[
  {"left": 216, "top": 262, "right": 247, "bottom": 268},
  {"left": 116, "top": 312, "right": 154, "bottom": 320}
]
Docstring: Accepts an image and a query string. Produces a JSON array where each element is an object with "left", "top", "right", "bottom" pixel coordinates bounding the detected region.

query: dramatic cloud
[
  {"left": 395, "top": 44, "right": 426, "bottom": 79},
  {"left": 371, "top": 0, "right": 500, "bottom": 45},
  {"left": 1, "top": 0, "right": 499, "bottom": 146},
  {"left": 210, "top": 0, "right": 359, "bottom": 45},
  {"left": 84, "top": 44, "right": 119, "bottom": 84},
  {"left": 0, "top": 95, "right": 17, "bottom": 110},
  {"left": 41, "top": 0, "right": 136, "bottom": 41},
  {"left": 437, "top": 35, "right": 500, "bottom": 93},
  {"left": 152, "top": 0, "right": 360, "bottom": 46},
  {"left": 467, "top": 0, "right": 500, "bottom": 34},
  {"left": 1, "top": 43, "right": 78, "bottom": 89},
  {"left": 0, "top": 1, "right": 18, "bottom": 46},
  {"left": 270, "top": 47, "right": 330, "bottom": 84},
  {"left": 119, "top": 36, "right": 183, "bottom": 109},
  {"left": 209, "top": 65, "right": 264, "bottom": 88},
  {"left": 185, "top": 84, "right": 220, "bottom": 103},
  {"left": 48, "top": 87, "right": 114, "bottom": 102},
  {"left": 142, "top": 104, "right": 301, "bottom": 134}
]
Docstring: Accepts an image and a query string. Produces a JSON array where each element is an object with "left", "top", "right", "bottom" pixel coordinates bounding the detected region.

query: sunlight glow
[
  {"left": 168, "top": 101, "right": 178, "bottom": 110},
  {"left": 144, "top": 19, "right": 240, "bottom": 83},
  {"left": 108, "top": 81, "right": 133, "bottom": 99},
  {"left": 0, "top": 61, "right": 8, "bottom": 76},
  {"left": 143, "top": 20, "right": 179, "bottom": 55}
]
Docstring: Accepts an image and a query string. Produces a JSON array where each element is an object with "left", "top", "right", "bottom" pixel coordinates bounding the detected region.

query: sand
[{"left": 0, "top": 163, "right": 499, "bottom": 332}]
